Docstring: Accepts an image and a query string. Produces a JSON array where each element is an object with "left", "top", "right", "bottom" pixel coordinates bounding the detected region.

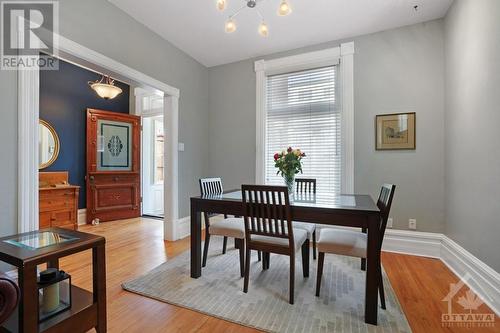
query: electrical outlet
[
  {"left": 409, "top": 218, "right": 417, "bottom": 230},
  {"left": 387, "top": 217, "right": 393, "bottom": 228}
]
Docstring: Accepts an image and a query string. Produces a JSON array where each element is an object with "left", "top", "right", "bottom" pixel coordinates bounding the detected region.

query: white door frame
[{"left": 18, "top": 32, "right": 180, "bottom": 241}]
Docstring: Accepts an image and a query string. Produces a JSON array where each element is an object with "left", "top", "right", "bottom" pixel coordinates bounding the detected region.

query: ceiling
[{"left": 109, "top": 0, "right": 453, "bottom": 67}]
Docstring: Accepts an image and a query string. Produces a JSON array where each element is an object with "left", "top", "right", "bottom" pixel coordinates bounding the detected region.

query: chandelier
[
  {"left": 216, "top": 0, "right": 292, "bottom": 37},
  {"left": 88, "top": 75, "right": 123, "bottom": 100}
]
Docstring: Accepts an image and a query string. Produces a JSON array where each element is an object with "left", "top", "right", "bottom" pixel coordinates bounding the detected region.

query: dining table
[{"left": 190, "top": 189, "right": 382, "bottom": 325}]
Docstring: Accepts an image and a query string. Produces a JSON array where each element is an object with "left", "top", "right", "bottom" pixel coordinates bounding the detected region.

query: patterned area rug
[{"left": 122, "top": 237, "right": 411, "bottom": 333}]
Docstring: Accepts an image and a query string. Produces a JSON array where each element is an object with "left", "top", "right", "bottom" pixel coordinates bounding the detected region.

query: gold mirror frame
[{"left": 39, "top": 119, "right": 60, "bottom": 169}]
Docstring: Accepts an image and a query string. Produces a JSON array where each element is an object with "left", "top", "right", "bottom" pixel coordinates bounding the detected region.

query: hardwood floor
[{"left": 57, "top": 218, "right": 497, "bottom": 332}]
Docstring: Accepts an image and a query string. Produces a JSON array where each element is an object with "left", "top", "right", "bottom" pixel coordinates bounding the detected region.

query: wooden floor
[{"left": 58, "top": 218, "right": 498, "bottom": 332}]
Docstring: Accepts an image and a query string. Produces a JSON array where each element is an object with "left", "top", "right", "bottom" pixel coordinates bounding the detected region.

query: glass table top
[
  {"left": 199, "top": 190, "right": 379, "bottom": 212},
  {"left": 4, "top": 231, "right": 79, "bottom": 250}
]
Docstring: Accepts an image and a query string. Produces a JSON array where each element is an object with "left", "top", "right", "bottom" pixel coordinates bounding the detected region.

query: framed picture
[
  {"left": 376, "top": 112, "right": 416, "bottom": 150},
  {"left": 96, "top": 119, "right": 132, "bottom": 171}
]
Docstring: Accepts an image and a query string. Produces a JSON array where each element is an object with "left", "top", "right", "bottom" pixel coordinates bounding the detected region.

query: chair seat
[
  {"left": 209, "top": 217, "right": 245, "bottom": 239},
  {"left": 317, "top": 228, "right": 367, "bottom": 258},
  {"left": 250, "top": 228, "right": 307, "bottom": 251},
  {"left": 292, "top": 222, "right": 315, "bottom": 238}
]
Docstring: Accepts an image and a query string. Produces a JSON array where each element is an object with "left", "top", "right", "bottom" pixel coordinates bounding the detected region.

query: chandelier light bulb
[
  {"left": 259, "top": 22, "right": 269, "bottom": 37},
  {"left": 216, "top": 0, "right": 226, "bottom": 11},
  {"left": 278, "top": 0, "right": 291, "bottom": 16},
  {"left": 225, "top": 18, "right": 236, "bottom": 33}
]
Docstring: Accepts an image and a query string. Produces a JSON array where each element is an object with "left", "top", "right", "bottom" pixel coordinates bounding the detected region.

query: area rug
[{"left": 122, "top": 237, "right": 411, "bottom": 333}]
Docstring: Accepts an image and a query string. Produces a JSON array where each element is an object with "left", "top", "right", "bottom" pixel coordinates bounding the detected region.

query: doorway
[
  {"left": 142, "top": 115, "right": 165, "bottom": 218},
  {"left": 138, "top": 93, "right": 165, "bottom": 219}
]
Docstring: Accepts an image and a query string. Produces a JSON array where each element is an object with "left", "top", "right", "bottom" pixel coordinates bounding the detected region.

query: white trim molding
[
  {"left": 254, "top": 42, "right": 354, "bottom": 191},
  {"left": 18, "top": 31, "right": 180, "bottom": 240},
  {"left": 77, "top": 209, "right": 87, "bottom": 226},
  {"left": 18, "top": 65, "right": 39, "bottom": 233},
  {"left": 382, "top": 229, "right": 500, "bottom": 316}
]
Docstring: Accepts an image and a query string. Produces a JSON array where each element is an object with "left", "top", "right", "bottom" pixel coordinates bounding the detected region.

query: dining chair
[
  {"left": 199, "top": 177, "right": 245, "bottom": 277},
  {"left": 315, "top": 184, "right": 396, "bottom": 310},
  {"left": 242, "top": 185, "right": 310, "bottom": 304},
  {"left": 293, "top": 178, "right": 317, "bottom": 259}
]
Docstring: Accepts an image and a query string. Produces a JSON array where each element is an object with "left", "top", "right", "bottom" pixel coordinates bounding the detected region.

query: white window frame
[{"left": 254, "top": 42, "right": 354, "bottom": 193}]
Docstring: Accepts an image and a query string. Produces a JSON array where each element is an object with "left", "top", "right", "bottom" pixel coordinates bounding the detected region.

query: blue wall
[{"left": 40, "top": 57, "right": 130, "bottom": 209}]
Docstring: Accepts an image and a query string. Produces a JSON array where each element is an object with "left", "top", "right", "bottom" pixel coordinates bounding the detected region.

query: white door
[{"left": 141, "top": 97, "right": 165, "bottom": 217}]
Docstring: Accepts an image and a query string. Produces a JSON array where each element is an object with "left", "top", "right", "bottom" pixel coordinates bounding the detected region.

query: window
[{"left": 265, "top": 66, "right": 340, "bottom": 197}]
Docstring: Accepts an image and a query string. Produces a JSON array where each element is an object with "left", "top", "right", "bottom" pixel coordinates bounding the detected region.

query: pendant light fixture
[
  {"left": 278, "top": 0, "right": 292, "bottom": 16},
  {"left": 217, "top": 0, "right": 292, "bottom": 37},
  {"left": 88, "top": 75, "right": 123, "bottom": 100}
]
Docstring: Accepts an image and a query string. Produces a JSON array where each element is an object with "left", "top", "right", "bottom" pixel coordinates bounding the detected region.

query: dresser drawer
[
  {"left": 39, "top": 197, "right": 75, "bottom": 212},
  {"left": 39, "top": 209, "right": 76, "bottom": 230},
  {"left": 39, "top": 211, "right": 52, "bottom": 229},
  {"left": 40, "top": 189, "right": 76, "bottom": 199}
]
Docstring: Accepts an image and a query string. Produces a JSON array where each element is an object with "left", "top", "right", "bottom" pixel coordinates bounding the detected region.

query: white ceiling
[{"left": 109, "top": 0, "right": 453, "bottom": 67}]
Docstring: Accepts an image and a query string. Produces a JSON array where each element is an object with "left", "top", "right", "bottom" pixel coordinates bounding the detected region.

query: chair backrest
[
  {"left": 241, "top": 185, "right": 294, "bottom": 247},
  {"left": 295, "top": 178, "right": 316, "bottom": 194},
  {"left": 199, "top": 177, "right": 224, "bottom": 196},
  {"left": 377, "top": 184, "right": 396, "bottom": 250}
]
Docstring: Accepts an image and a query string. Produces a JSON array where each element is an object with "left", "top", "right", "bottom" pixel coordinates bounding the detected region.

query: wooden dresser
[{"left": 39, "top": 171, "right": 80, "bottom": 230}]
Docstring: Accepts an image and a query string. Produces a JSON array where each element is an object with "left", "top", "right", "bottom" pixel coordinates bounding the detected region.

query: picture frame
[{"left": 375, "top": 112, "right": 416, "bottom": 150}]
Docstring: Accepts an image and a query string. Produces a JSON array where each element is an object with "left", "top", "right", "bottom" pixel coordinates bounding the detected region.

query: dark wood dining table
[{"left": 190, "top": 190, "right": 382, "bottom": 325}]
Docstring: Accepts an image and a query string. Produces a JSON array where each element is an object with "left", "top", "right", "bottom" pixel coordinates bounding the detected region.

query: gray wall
[
  {"left": 208, "top": 20, "right": 446, "bottom": 232},
  {"left": 444, "top": 0, "right": 500, "bottom": 271},
  {"left": 0, "top": 0, "right": 209, "bottom": 236}
]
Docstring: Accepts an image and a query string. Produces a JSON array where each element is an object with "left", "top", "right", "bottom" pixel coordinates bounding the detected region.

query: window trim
[{"left": 254, "top": 42, "right": 354, "bottom": 193}]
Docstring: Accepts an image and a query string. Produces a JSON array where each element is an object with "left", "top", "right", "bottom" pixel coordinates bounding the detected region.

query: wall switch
[
  {"left": 409, "top": 219, "right": 417, "bottom": 230},
  {"left": 387, "top": 217, "right": 393, "bottom": 228},
  {"left": 178, "top": 142, "right": 185, "bottom": 151}
]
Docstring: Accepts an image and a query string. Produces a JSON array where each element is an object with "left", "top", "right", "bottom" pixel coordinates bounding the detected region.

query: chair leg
[
  {"left": 312, "top": 230, "right": 317, "bottom": 260},
  {"left": 315, "top": 252, "right": 325, "bottom": 297},
  {"left": 266, "top": 252, "right": 270, "bottom": 269},
  {"left": 202, "top": 232, "right": 210, "bottom": 267},
  {"left": 236, "top": 239, "right": 245, "bottom": 278},
  {"left": 262, "top": 252, "right": 270, "bottom": 270},
  {"left": 243, "top": 247, "right": 251, "bottom": 293},
  {"left": 222, "top": 236, "right": 228, "bottom": 254},
  {"left": 257, "top": 250, "right": 261, "bottom": 262},
  {"left": 361, "top": 228, "right": 367, "bottom": 271},
  {"left": 301, "top": 239, "right": 310, "bottom": 278},
  {"left": 289, "top": 253, "right": 295, "bottom": 304},
  {"left": 379, "top": 269, "right": 386, "bottom": 310}
]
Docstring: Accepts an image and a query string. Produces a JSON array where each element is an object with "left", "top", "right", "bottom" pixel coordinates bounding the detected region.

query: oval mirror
[{"left": 39, "top": 120, "right": 60, "bottom": 169}]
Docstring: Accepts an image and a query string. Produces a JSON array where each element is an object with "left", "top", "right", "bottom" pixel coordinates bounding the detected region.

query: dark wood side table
[{"left": 0, "top": 228, "right": 106, "bottom": 333}]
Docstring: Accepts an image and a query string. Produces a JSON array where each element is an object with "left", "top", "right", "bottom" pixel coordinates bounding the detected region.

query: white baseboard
[
  {"left": 440, "top": 236, "right": 500, "bottom": 316},
  {"left": 383, "top": 229, "right": 442, "bottom": 258},
  {"left": 78, "top": 209, "right": 86, "bottom": 225},
  {"left": 177, "top": 217, "right": 500, "bottom": 315}
]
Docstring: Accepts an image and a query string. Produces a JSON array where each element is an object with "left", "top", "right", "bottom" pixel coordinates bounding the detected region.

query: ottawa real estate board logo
[
  {"left": 1, "top": 1, "right": 59, "bottom": 70},
  {"left": 441, "top": 273, "right": 496, "bottom": 328}
]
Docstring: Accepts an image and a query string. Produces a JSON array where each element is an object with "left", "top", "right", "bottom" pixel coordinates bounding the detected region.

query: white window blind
[{"left": 265, "top": 65, "right": 340, "bottom": 198}]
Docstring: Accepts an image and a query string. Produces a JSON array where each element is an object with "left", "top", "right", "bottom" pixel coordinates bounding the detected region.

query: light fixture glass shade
[
  {"left": 225, "top": 18, "right": 236, "bottom": 33},
  {"left": 216, "top": 0, "right": 226, "bottom": 11},
  {"left": 89, "top": 76, "right": 123, "bottom": 100},
  {"left": 278, "top": 0, "right": 291, "bottom": 16},
  {"left": 259, "top": 22, "right": 269, "bottom": 37}
]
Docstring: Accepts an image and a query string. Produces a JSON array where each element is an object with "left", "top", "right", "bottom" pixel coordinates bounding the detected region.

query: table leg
[
  {"left": 19, "top": 265, "right": 38, "bottom": 332},
  {"left": 93, "top": 243, "right": 107, "bottom": 333},
  {"left": 47, "top": 258, "right": 59, "bottom": 269},
  {"left": 365, "top": 214, "right": 380, "bottom": 325},
  {"left": 190, "top": 202, "right": 202, "bottom": 278}
]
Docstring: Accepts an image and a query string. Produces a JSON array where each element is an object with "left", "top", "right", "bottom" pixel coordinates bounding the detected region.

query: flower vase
[{"left": 283, "top": 174, "right": 295, "bottom": 197}]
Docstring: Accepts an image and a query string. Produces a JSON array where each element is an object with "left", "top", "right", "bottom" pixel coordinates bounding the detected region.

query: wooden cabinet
[{"left": 39, "top": 172, "right": 80, "bottom": 230}]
